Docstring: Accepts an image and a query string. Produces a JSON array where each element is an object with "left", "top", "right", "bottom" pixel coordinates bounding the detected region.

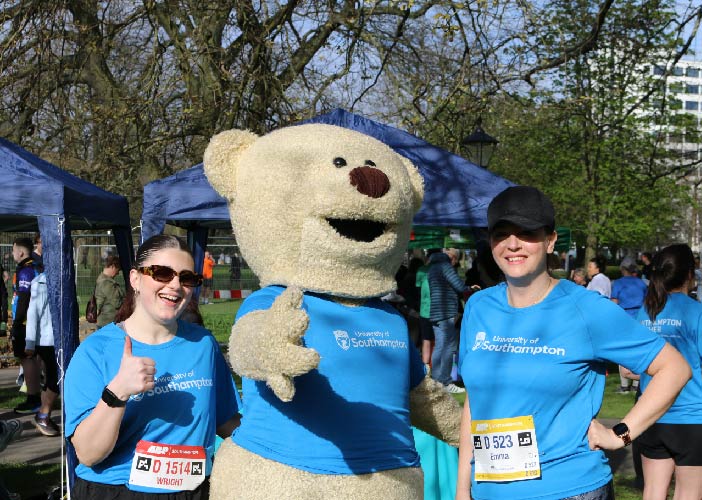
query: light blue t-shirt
[
  {"left": 637, "top": 293, "right": 702, "bottom": 424},
  {"left": 459, "top": 279, "right": 665, "bottom": 500},
  {"left": 64, "top": 321, "right": 240, "bottom": 492},
  {"left": 611, "top": 276, "right": 648, "bottom": 317},
  {"left": 233, "top": 286, "right": 426, "bottom": 474}
]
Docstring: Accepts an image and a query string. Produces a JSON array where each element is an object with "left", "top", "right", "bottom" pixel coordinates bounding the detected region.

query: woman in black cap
[{"left": 455, "top": 186, "right": 691, "bottom": 500}]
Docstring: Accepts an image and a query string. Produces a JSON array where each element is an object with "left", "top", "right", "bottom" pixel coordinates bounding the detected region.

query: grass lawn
[{"left": 199, "top": 299, "right": 242, "bottom": 344}]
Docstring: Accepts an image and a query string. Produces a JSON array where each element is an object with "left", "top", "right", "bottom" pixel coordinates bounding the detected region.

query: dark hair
[
  {"left": 408, "top": 257, "right": 424, "bottom": 274},
  {"left": 114, "top": 235, "right": 193, "bottom": 322},
  {"left": 34, "top": 234, "right": 41, "bottom": 245},
  {"left": 13, "top": 237, "right": 33, "bottom": 254},
  {"left": 104, "top": 255, "right": 121, "bottom": 269},
  {"left": 589, "top": 255, "right": 607, "bottom": 274},
  {"left": 643, "top": 244, "right": 694, "bottom": 322},
  {"left": 180, "top": 298, "right": 204, "bottom": 325}
]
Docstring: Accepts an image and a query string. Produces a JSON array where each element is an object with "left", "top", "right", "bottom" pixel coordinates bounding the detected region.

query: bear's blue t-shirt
[
  {"left": 232, "top": 286, "right": 426, "bottom": 474},
  {"left": 459, "top": 280, "right": 665, "bottom": 500},
  {"left": 64, "top": 321, "right": 240, "bottom": 493},
  {"left": 637, "top": 292, "right": 702, "bottom": 424}
]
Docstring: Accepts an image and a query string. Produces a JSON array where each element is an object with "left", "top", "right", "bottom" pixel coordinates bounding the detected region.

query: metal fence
[{"left": 0, "top": 231, "right": 259, "bottom": 306}]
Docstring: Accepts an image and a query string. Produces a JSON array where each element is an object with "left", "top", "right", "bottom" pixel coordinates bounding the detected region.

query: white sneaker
[{"left": 445, "top": 383, "right": 465, "bottom": 394}]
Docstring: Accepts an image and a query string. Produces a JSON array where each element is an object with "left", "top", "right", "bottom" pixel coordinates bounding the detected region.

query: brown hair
[
  {"left": 114, "top": 235, "right": 192, "bottom": 322},
  {"left": 104, "top": 255, "right": 121, "bottom": 269}
]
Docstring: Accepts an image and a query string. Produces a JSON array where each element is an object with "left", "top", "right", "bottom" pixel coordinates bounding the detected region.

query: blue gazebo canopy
[
  {"left": 0, "top": 137, "right": 134, "bottom": 371},
  {"left": 140, "top": 109, "right": 513, "bottom": 272}
]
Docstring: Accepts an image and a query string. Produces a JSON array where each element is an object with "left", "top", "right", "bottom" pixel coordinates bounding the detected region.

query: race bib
[
  {"left": 129, "top": 440, "right": 206, "bottom": 491},
  {"left": 471, "top": 415, "right": 541, "bottom": 482}
]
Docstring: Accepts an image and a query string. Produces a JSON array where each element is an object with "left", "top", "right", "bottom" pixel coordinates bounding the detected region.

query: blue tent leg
[
  {"left": 38, "top": 215, "right": 79, "bottom": 491},
  {"left": 112, "top": 226, "right": 135, "bottom": 286}
]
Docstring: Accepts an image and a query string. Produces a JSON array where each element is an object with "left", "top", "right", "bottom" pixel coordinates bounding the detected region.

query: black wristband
[{"left": 101, "top": 386, "right": 128, "bottom": 408}]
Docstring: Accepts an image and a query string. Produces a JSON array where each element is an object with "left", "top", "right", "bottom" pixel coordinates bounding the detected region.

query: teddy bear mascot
[{"left": 204, "top": 123, "right": 462, "bottom": 500}]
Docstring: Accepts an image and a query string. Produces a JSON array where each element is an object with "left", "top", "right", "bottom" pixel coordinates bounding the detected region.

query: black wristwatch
[
  {"left": 612, "top": 422, "right": 632, "bottom": 447},
  {"left": 102, "top": 386, "right": 128, "bottom": 408}
]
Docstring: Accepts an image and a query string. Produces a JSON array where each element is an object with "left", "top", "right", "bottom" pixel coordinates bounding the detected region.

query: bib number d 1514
[
  {"left": 129, "top": 440, "right": 206, "bottom": 491},
  {"left": 471, "top": 415, "right": 541, "bottom": 482}
]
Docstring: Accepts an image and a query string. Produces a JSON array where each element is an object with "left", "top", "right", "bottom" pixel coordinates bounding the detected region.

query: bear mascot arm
[{"left": 227, "top": 287, "right": 317, "bottom": 402}]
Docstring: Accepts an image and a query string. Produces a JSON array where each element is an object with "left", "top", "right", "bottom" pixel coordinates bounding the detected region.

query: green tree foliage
[
  {"left": 407, "top": 0, "right": 700, "bottom": 257},
  {"left": 0, "top": 0, "right": 438, "bottom": 209},
  {"left": 489, "top": 99, "right": 689, "bottom": 254}
]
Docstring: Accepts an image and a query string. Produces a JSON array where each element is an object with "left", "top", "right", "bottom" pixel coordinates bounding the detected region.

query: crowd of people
[{"left": 2, "top": 186, "right": 702, "bottom": 499}]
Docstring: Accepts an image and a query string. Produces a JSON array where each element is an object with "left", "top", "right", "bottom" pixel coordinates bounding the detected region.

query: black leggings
[
  {"left": 36, "top": 345, "right": 59, "bottom": 394},
  {"left": 72, "top": 477, "right": 210, "bottom": 500}
]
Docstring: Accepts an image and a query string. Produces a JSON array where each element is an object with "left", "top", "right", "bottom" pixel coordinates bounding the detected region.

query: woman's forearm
[
  {"left": 72, "top": 397, "right": 126, "bottom": 466},
  {"left": 622, "top": 343, "right": 691, "bottom": 439}
]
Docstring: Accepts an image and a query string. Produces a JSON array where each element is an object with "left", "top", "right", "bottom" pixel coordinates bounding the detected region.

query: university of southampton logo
[
  {"left": 472, "top": 331, "right": 487, "bottom": 351},
  {"left": 333, "top": 330, "right": 351, "bottom": 350}
]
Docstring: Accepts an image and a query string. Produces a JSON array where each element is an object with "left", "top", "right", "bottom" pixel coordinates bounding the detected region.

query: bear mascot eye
[{"left": 333, "top": 157, "right": 347, "bottom": 168}]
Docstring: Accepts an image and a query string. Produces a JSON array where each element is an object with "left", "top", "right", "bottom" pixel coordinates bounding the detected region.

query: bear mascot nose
[{"left": 349, "top": 166, "right": 390, "bottom": 198}]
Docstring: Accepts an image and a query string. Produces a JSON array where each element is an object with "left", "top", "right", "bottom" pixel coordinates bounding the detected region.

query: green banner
[{"left": 408, "top": 226, "right": 475, "bottom": 249}]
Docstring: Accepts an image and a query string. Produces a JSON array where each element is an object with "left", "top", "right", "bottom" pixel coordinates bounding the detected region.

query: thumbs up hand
[{"left": 107, "top": 336, "right": 157, "bottom": 401}]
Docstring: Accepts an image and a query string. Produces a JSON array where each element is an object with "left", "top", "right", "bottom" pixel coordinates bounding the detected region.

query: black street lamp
[{"left": 461, "top": 117, "right": 499, "bottom": 168}]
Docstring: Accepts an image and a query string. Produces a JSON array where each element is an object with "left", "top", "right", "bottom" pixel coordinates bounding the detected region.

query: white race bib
[
  {"left": 129, "top": 440, "right": 206, "bottom": 491},
  {"left": 471, "top": 415, "right": 541, "bottom": 482}
]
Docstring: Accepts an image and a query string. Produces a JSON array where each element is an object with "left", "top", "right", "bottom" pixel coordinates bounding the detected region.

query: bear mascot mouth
[{"left": 325, "top": 218, "right": 388, "bottom": 242}]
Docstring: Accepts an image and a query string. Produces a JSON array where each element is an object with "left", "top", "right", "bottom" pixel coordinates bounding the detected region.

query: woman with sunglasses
[
  {"left": 65, "top": 235, "right": 241, "bottom": 500},
  {"left": 455, "top": 186, "right": 690, "bottom": 500}
]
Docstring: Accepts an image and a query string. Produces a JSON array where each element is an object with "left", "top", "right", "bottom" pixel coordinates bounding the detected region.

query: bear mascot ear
[
  {"left": 401, "top": 156, "right": 425, "bottom": 212},
  {"left": 203, "top": 129, "right": 259, "bottom": 200}
]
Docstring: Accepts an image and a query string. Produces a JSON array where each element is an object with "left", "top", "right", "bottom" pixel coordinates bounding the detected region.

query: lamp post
[{"left": 461, "top": 117, "right": 499, "bottom": 168}]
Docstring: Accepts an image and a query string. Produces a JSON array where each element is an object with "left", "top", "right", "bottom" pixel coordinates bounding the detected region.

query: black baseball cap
[{"left": 487, "top": 186, "right": 555, "bottom": 233}]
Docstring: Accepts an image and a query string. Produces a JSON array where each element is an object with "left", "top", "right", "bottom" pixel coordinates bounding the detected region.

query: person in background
[
  {"left": 587, "top": 254, "right": 612, "bottom": 297},
  {"left": 641, "top": 252, "right": 653, "bottom": 283},
  {"left": 416, "top": 249, "right": 439, "bottom": 372},
  {"left": 0, "top": 262, "right": 7, "bottom": 337},
  {"left": 634, "top": 244, "right": 702, "bottom": 500},
  {"left": 11, "top": 237, "right": 41, "bottom": 414},
  {"left": 31, "top": 233, "right": 43, "bottom": 269},
  {"left": 201, "top": 251, "right": 215, "bottom": 305},
  {"left": 229, "top": 252, "right": 242, "bottom": 289},
  {"left": 25, "top": 263, "right": 61, "bottom": 436},
  {"left": 571, "top": 267, "right": 587, "bottom": 286},
  {"left": 456, "top": 186, "right": 690, "bottom": 500},
  {"left": 95, "top": 255, "right": 125, "bottom": 328},
  {"left": 428, "top": 248, "right": 470, "bottom": 394},
  {"left": 64, "top": 235, "right": 241, "bottom": 499},
  {"left": 611, "top": 257, "right": 649, "bottom": 395},
  {"left": 465, "top": 239, "right": 504, "bottom": 290}
]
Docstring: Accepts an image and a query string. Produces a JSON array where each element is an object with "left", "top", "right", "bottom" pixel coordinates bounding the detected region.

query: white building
[{"left": 648, "top": 59, "right": 702, "bottom": 251}]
